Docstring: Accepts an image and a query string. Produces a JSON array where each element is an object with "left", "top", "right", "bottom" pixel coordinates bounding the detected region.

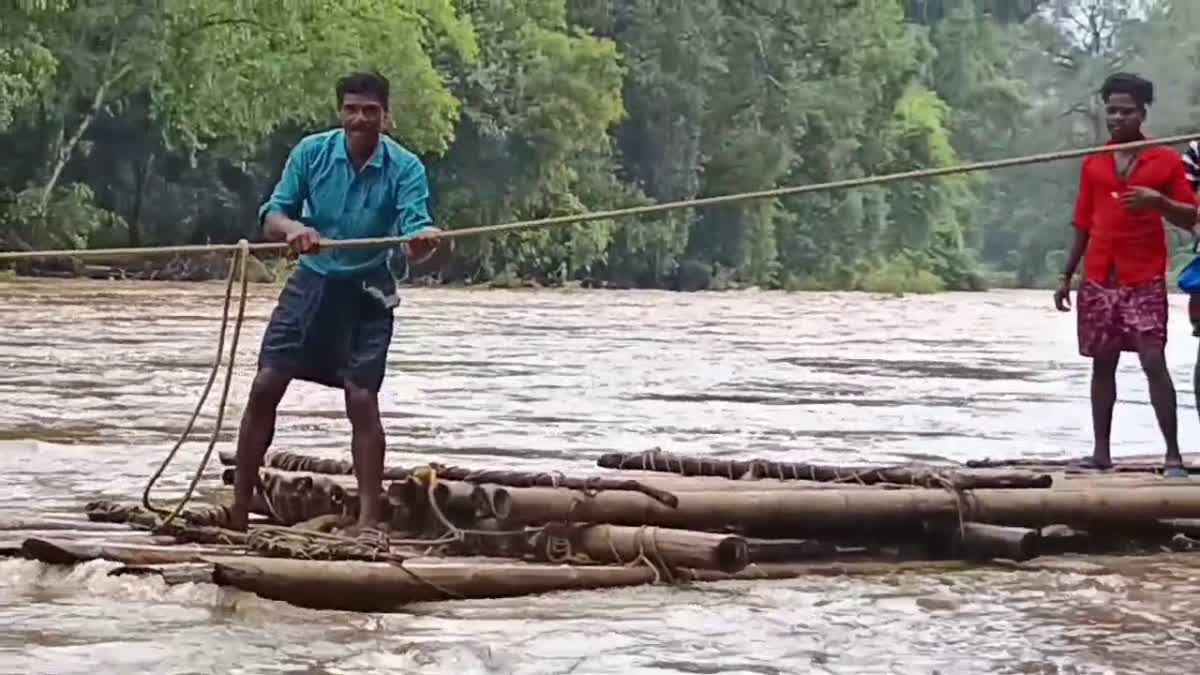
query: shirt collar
[
  {"left": 334, "top": 129, "right": 385, "bottom": 169},
  {"left": 1106, "top": 131, "right": 1147, "bottom": 146}
]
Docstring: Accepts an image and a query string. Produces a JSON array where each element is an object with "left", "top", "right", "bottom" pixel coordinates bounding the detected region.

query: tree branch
[{"left": 38, "top": 39, "right": 133, "bottom": 214}]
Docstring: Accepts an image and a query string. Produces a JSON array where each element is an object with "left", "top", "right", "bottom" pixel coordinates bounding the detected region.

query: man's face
[
  {"left": 1104, "top": 92, "right": 1145, "bottom": 142},
  {"left": 340, "top": 93, "right": 387, "bottom": 144}
]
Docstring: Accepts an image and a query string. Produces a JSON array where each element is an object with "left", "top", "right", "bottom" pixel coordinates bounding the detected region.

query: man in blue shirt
[{"left": 229, "top": 72, "right": 443, "bottom": 541}]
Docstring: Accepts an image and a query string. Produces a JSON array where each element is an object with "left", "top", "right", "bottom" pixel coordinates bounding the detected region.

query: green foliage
[{"left": 3, "top": 0, "right": 1198, "bottom": 291}]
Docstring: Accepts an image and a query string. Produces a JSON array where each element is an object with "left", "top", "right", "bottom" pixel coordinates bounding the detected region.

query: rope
[
  {"left": 141, "top": 239, "right": 250, "bottom": 530},
  {"left": 2, "top": 133, "right": 1198, "bottom": 263}
]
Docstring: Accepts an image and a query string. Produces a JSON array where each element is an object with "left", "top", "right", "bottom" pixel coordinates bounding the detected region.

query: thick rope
[
  {"left": 2, "top": 133, "right": 1198, "bottom": 263},
  {"left": 142, "top": 239, "right": 250, "bottom": 530}
]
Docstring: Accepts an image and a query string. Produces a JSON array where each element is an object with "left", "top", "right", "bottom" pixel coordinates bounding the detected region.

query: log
[
  {"left": 744, "top": 538, "right": 835, "bottom": 562},
  {"left": 565, "top": 524, "right": 748, "bottom": 572},
  {"left": 0, "top": 517, "right": 132, "bottom": 532},
  {"left": 597, "top": 449, "right": 1051, "bottom": 489},
  {"left": 21, "top": 538, "right": 243, "bottom": 565},
  {"left": 957, "top": 522, "right": 1039, "bottom": 562},
  {"left": 428, "top": 465, "right": 678, "bottom": 507},
  {"left": 474, "top": 484, "right": 512, "bottom": 519},
  {"left": 222, "top": 468, "right": 366, "bottom": 525},
  {"left": 218, "top": 449, "right": 410, "bottom": 480},
  {"left": 966, "top": 457, "right": 1199, "bottom": 474},
  {"left": 208, "top": 556, "right": 658, "bottom": 611},
  {"left": 432, "top": 480, "right": 479, "bottom": 516},
  {"left": 109, "top": 563, "right": 217, "bottom": 585},
  {"left": 600, "top": 472, "right": 890, "bottom": 492},
  {"left": 0, "top": 530, "right": 175, "bottom": 550},
  {"left": 680, "top": 559, "right": 979, "bottom": 582},
  {"left": 1160, "top": 518, "right": 1200, "bottom": 538},
  {"left": 221, "top": 450, "right": 679, "bottom": 506},
  {"left": 456, "top": 518, "right": 530, "bottom": 558},
  {"left": 503, "top": 484, "right": 1200, "bottom": 531}
]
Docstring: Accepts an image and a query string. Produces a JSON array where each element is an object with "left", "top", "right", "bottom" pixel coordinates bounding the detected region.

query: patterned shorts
[{"left": 1076, "top": 278, "right": 1168, "bottom": 357}]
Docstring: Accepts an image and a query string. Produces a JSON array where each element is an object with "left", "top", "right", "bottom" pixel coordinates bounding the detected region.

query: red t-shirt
[{"left": 1072, "top": 140, "right": 1197, "bottom": 286}]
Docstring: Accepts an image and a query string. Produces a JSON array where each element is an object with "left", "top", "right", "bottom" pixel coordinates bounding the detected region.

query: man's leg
[
  {"left": 344, "top": 380, "right": 385, "bottom": 529},
  {"left": 1137, "top": 343, "right": 1182, "bottom": 467},
  {"left": 1195, "top": 339, "right": 1200, "bottom": 426},
  {"left": 1091, "top": 352, "right": 1120, "bottom": 468},
  {"left": 229, "top": 368, "right": 292, "bottom": 531}
]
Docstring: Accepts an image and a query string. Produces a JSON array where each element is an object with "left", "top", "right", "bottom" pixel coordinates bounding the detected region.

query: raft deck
[{"left": 5, "top": 448, "right": 1200, "bottom": 612}]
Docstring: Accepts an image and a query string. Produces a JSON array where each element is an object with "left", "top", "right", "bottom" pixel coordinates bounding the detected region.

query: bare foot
[
  {"left": 1164, "top": 453, "right": 1188, "bottom": 479},
  {"left": 1081, "top": 450, "right": 1113, "bottom": 470}
]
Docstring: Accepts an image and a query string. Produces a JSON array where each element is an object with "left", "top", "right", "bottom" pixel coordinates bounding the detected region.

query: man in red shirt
[{"left": 1054, "top": 72, "right": 1199, "bottom": 474}]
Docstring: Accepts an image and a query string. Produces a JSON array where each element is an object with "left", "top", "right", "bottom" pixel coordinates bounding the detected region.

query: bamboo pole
[
  {"left": 565, "top": 524, "right": 748, "bottom": 572},
  {"left": 474, "top": 484, "right": 512, "bottom": 519},
  {"left": 221, "top": 450, "right": 679, "bottom": 506},
  {"left": 207, "top": 556, "right": 658, "bottom": 611},
  {"left": 502, "top": 484, "right": 1200, "bottom": 531},
  {"left": 597, "top": 449, "right": 1052, "bottom": 489}
]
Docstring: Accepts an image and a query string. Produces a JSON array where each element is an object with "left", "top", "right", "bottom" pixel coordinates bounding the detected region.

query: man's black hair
[
  {"left": 1100, "top": 72, "right": 1154, "bottom": 108},
  {"left": 336, "top": 71, "right": 390, "bottom": 111}
]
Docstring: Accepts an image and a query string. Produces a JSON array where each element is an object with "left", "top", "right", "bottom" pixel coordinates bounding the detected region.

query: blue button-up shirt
[{"left": 258, "top": 128, "right": 434, "bottom": 278}]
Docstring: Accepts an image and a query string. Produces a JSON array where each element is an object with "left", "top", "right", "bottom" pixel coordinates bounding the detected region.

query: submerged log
[
  {"left": 561, "top": 524, "right": 748, "bottom": 572},
  {"left": 744, "top": 538, "right": 835, "bottom": 562},
  {"left": 958, "top": 522, "right": 1040, "bottom": 562},
  {"left": 109, "top": 563, "right": 217, "bottom": 585},
  {"left": 208, "top": 556, "right": 658, "bottom": 611},
  {"left": 0, "top": 517, "right": 132, "bottom": 532},
  {"left": 680, "top": 559, "right": 979, "bottom": 582},
  {"left": 504, "top": 484, "right": 1200, "bottom": 531},
  {"left": 21, "top": 537, "right": 242, "bottom": 566},
  {"left": 596, "top": 449, "right": 1051, "bottom": 490}
]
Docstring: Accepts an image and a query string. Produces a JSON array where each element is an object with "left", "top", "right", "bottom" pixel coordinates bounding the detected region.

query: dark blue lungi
[{"left": 258, "top": 265, "right": 396, "bottom": 392}]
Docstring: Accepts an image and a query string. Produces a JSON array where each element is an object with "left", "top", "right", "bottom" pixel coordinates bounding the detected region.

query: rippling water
[{"left": 3, "top": 278, "right": 1200, "bottom": 674}]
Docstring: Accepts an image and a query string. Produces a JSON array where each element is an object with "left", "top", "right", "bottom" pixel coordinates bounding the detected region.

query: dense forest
[{"left": 2, "top": 0, "right": 1200, "bottom": 291}]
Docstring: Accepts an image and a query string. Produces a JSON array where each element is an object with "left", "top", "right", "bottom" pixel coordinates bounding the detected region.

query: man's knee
[
  {"left": 1091, "top": 353, "right": 1120, "bottom": 377},
  {"left": 248, "top": 368, "right": 290, "bottom": 410},
  {"left": 344, "top": 382, "right": 380, "bottom": 426}
]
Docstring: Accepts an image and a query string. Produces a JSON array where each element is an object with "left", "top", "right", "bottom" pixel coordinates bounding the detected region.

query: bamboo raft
[{"left": 6, "top": 447, "right": 1200, "bottom": 612}]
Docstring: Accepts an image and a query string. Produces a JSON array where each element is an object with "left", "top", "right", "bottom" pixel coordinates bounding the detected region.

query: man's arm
[
  {"left": 1056, "top": 167, "right": 1094, "bottom": 311},
  {"left": 394, "top": 158, "right": 434, "bottom": 237},
  {"left": 1120, "top": 156, "right": 1200, "bottom": 232},
  {"left": 259, "top": 143, "right": 320, "bottom": 252},
  {"left": 393, "top": 157, "right": 442, "bottom": 264}
]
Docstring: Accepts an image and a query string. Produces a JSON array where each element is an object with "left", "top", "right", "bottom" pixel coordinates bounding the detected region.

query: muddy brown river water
[{"left": 3, "top": 278, "right": 1200, "bottom": 674}]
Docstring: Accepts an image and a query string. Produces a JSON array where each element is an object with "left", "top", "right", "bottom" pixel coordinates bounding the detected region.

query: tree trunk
[
  {"left": 128, "top": 151, "right": 155, "bottom": 247},
  {"left": 38, "top": 40, "right": 131, "bottom": 214}
]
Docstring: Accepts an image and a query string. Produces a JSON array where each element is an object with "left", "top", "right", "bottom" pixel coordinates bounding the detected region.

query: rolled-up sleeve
[
  {"left": 393, "top": 157, "right": 434, "bottom": 236},
  {"left": 258, "top": 143, "right": 308, "bottom": 227}
]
